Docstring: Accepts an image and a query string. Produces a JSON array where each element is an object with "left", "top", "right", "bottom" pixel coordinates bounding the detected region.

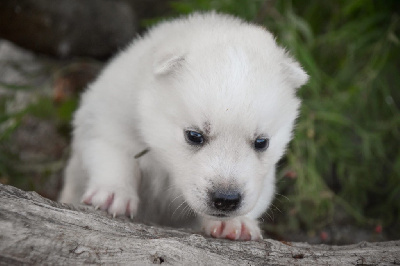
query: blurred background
[{"left": 0, "top": 0, "right": 399, "bottom": 245}]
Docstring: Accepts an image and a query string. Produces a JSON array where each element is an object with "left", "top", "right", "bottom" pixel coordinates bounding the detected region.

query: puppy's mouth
[
  {"left": 211, "top": 213, "right": 228, "bottom": 218},
  {"left": 194, "top": 209, "right": 235, "bottom": 219},
  {"left": 205, "top": 211, "right": 240, "bottom": 220}
]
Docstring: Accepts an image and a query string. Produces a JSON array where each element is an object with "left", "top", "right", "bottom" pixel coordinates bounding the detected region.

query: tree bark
[{"left": 0, "top": 184, "right": 399, "bottom": 265}]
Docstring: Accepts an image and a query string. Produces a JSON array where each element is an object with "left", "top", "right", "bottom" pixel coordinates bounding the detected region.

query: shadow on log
[{"left": 0, "top": 184, "right": 399, "bottom": 265}]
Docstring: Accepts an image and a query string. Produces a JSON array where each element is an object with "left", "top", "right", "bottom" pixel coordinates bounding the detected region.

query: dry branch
[{"left": 0, "top": 184, "right": 399, "bottom": 265}]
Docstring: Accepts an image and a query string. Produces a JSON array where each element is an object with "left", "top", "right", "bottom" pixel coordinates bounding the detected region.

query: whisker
[
  {"left": 168, "top": 194, "right": 184, "bottom": 209},
  {"left": 178, "top": 204, "right": 188, "bottom": 218},
  {"left": 275, "top": 192, "right": 290, "bottom": 202},
  {"left": 264, "top": 210, "right": 274, "bottom": 222},
  {"left": 270, "top": 203, "right": 282, "bottom": 214},
  {"left": 172, "top": 200, "right": 187, "bottom": 218},
  {"left": 182, "top": 205, "right": 192, "bottom": 219}
]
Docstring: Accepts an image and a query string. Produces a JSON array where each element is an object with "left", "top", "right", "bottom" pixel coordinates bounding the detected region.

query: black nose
[{"left": 211, "top": 191, "right": 241, "bottom": 212}]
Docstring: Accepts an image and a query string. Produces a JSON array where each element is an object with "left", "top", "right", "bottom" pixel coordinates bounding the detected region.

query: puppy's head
[{"left": 139, "top": 21, "right": 308, "bottom": 219}]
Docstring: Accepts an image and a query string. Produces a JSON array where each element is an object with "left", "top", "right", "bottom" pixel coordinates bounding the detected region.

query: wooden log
[{"left": 0, "top": 184, "right": 399, "bottom": 265}]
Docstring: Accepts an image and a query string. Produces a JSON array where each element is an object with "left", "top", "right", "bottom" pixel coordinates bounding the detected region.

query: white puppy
[{"left": 59, "top": 12, "right": 308, "bottom": 241}]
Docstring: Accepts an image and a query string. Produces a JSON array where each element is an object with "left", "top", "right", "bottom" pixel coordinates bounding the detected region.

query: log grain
[{"left": 0, "top": 184, "right": 399, "bottom": 265}]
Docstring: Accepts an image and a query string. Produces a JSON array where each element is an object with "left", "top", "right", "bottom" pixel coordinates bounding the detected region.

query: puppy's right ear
[
  {"left": 281, "top": 56, "right": 309, "bottom": 89},
  {"left": 154, "top": 54, "right": 185, "bottom": 76}
]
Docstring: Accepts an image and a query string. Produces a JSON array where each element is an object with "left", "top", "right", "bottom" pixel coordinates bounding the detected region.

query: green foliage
[
  {"left": 272, "top": 0, "right": 400, "bottom": 237},
  {"left": 26, "top": 97, "right": 78, "bottom": 124},
  {"left": 170, "top": 0, "right": 264, "bottom": 20},
  {"left": 169, "top": 0, "right": 400, "bottom": 237}
]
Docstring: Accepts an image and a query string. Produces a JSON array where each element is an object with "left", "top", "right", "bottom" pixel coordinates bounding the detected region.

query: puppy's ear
[
  {"left": 154, "top": 54, "right": 185, "bottom": 76},
  {"left": 281, "top": 57, "right": 309, "bottom": 89}
]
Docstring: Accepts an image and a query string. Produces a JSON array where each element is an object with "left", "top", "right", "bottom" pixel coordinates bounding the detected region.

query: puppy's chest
[{"left": 135, "top": 157, "right": 197, "bottom": 228}]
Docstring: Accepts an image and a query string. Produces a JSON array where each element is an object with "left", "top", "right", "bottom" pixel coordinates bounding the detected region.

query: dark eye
[
  {"left": 185, "top": 130, "right": 204, "bottom": 145},
  {"left": 254, "top": 137, "right": 269, "bottom": 151}
]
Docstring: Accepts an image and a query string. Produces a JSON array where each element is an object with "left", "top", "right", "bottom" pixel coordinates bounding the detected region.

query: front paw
[
  {"left": 201, "top": 217, "right": 262, "bottom": 241},
  {"left": 82, "top": 186, "right": 139, "bottom": 218}
]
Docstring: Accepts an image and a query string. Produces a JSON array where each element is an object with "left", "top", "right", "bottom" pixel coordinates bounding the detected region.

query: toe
[
  {"left": 221, "top": 218, "right": 242, "bottom": 240},
  {"left": 90, "top": 190, "right": 115, "bottom": 210},
  {"left": 239, "top": 223, "right": 252, "bottom": 241},
  {"left": 126, "top": 198, "right": 139, "bottom": 218},
  {"left": 108, "top": 194, "right": 139, "bottom": 217},
  {"left": 203, "top": 220, "right": 224, "bottom": 238}
]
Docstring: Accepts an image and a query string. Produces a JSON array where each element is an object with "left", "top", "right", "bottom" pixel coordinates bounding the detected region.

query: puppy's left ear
[
  {"left": 154, "top": 53, "right": 185, "bottom": 76},
  {"left": 281, "top": 57, "right": 309, "bottom": 89}
]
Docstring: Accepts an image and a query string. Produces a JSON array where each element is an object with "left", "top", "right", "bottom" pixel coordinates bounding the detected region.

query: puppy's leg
[
  {"left": 201, "top": 217, "right": 262, "bottom": 241},
  {"left": 80, "top": 139, "right": 140, "bottom": 218},
  {"left": 59, "top": 153, "right": 86, "bottom": 204}
]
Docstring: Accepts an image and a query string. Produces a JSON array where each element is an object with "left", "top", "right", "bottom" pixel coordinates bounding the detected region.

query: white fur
[{"left": 59, "top": 12, "right": 308, "bottom": 240}]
